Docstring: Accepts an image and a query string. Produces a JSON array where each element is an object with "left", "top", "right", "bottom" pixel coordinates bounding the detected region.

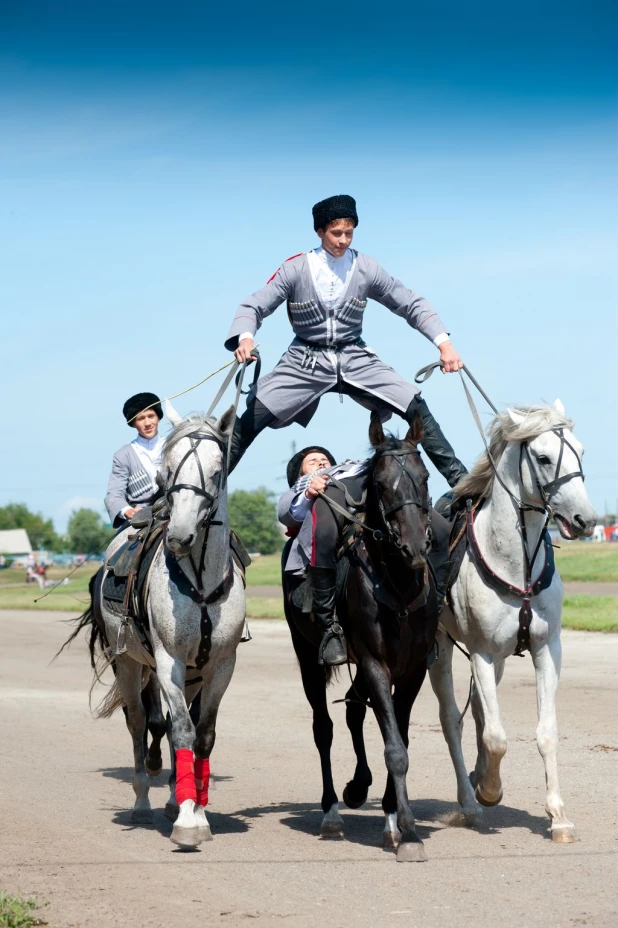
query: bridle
[
  {"left": 373, "top": 448, "right": 431, "bottom": 551},
  {"left": 519, "top": 428, "right": 585, "bottom": 515},
  {"left": 165, "top": 426, "right": 226, "bottom": 533}
]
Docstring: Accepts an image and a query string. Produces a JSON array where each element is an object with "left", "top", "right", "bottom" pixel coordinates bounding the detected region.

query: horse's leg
[
  {"left": 469, "top": 652, "right": 507, "bottom": 807},
  {"left": 429, "top": 632, "right": 483, "bottom": 826},
  {"left": 290, "top": 626, "right": 343, "bottom": 838},
  {"left": 154, "top": 650, "right": 202, "bottom": 849},
  {"left": 363, "top": 656, "right": 426, "bottom": 863},
  {"left": 381, "top": 662, "right": 427, "bottom": 849},
  {"left": 114, "top": 655, "right": 153, "bottom": 824},
  {"left": 342, "top": 671, "right": 373, "bottom": 811},
  {"left": 192, "top": 653, "right": 237, "bottom": 843},
  {"left": 531, "top": 634, "right": 578, "bottom": 843},
  {"left": 163, "top": 680, "right": 203, "bottom": 823},
  {"left": 142, "top": 675, "right": 167, "bottom": 777}
]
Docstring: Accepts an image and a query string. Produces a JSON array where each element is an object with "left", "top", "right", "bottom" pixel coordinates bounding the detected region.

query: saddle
[{"left": 103, "top": 499, "right": 251, "bottom": 658}]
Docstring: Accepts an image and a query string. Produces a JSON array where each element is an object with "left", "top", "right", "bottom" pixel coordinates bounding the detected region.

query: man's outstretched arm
[
  {"left": 225, "top": 262, "right": 293, "bottom": 362},
  {"left": 368, "top": 260, "right": 463, "bottom": 372}
]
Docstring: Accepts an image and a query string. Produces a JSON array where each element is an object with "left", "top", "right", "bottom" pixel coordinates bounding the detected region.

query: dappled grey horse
[
  {"left": 77, "top": 405, "right": 246, "bottom": 849},
  {"left": 430, "top": 401, "right": 596, "bottom": 841}
]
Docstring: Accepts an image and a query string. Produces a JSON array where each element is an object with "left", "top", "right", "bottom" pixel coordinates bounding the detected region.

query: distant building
[{"left": 0, "top": 529, "right": 33, "bottom": 558}]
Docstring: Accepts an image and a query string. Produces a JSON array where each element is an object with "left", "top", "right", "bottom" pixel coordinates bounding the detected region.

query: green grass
[
  {"left": 0, "top": 564, "right": 98, "bottom": 612},
  {"left": 561, "top": 596, "right": 618, "bottom": 632},
  {"left": 0, "top": 892, "right": 46, "bottom": 928},
  {"left": 246, "top": 596, "right": 285, "bottom": 619},
  {"left": 245, "top": 553, "right": 283, "bottom": 585},
  {"left": 553, "top": 542, "right": 618, "bottom": 582}
]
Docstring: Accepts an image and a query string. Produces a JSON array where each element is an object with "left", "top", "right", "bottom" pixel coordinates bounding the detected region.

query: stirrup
[{"left": 318, "top": 622, "right": 347, "bottom": 666}]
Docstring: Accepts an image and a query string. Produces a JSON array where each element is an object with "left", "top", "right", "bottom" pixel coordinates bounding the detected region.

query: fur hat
[
  {"left": 287, "top": 446, "right": 336, "bottom": 487},
  {"left": 123, "top": 392, "right": 163, "bottom": 426},
  {"left": 312, "top": 195, "right": 358, "bottom": 232}
]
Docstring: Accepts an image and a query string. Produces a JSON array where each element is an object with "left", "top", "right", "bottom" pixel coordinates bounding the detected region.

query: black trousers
[{"left": 228, "top": 382, "right": 466, "bottom": 488}]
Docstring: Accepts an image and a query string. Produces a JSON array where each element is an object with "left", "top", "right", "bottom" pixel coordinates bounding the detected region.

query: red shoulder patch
[{"left": 266, "top": 253, "right": 304, "bottom": 284}]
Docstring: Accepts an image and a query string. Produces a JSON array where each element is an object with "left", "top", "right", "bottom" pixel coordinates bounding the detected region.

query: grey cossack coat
[{"left": 225, "top": 251, "right": 448, "bottom": 427}]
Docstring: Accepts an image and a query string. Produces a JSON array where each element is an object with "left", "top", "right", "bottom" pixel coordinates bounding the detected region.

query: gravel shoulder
[{"left": 0, "top": 611, "right": 615, "bottom": 928}]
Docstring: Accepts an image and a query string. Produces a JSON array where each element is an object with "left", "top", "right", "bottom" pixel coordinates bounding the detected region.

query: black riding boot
[
  {"left": 228, "top": 399, "right": 277, "bottom": 473},
  {"left": 410, "top": 398, "right": 468, "bottom": 489},
  {"left": 307, "top": 566, "right": 347, "bottom": 666}
]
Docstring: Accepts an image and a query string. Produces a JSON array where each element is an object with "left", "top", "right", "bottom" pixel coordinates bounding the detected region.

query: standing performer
[
  {"left": 105, "top": 392, "right": 165, "bottom": 528},
  {"left": 226, "top": 194, "right": 466, "bottom": 487},
  {"left": 225, "top": 195, "right": 466, "bottom": 653}
]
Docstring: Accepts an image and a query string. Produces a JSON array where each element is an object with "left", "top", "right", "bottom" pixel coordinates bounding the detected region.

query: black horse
[{"left": 283, "top": 412, "right": 440, "bottom": 862}]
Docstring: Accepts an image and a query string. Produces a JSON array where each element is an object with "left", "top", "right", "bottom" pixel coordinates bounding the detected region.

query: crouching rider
[
  {"left": 279, "top": 445, "right": 451, "bottom": 666},
  {"left": 105, "top": 392, "right": 166, "bottom": 529}
]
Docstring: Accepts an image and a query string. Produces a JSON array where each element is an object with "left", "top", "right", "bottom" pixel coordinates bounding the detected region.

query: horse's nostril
[
  {"left": 181, "top": 535, "right": 195, "bottom": 549},
  {"left": 574, "top": 514, "right": 586, "bottom": 529}
]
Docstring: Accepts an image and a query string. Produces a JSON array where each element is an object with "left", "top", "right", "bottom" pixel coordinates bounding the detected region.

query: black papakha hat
[
  {"left": 287, "top": 446, "right": 337, "bottom": 488},
  {"left": 123, "top": 392, "right": 163, "bottom": 425},
  {"left": 312, "top": 195, "right": 358, "bottom": 232}
]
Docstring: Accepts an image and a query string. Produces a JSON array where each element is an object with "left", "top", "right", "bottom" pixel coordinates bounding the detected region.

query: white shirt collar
[{"left": 134, "top": 433, "right": 164, "bottom": 453}]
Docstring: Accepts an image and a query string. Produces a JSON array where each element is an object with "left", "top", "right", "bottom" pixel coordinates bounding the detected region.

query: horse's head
[
  {"left": 368, "top": 411, "right": 431, "bottom": 568},
  {"left": 162, "top": 403, "right": 235, "bottom": 557},
  {"left": 508, "top": 400, "right": 597, "bottom": 539}
]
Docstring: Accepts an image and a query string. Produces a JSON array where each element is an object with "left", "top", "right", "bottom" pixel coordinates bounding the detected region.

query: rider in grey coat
[{"left": 104, "top": 392, "right": 166, "bottom": 528}]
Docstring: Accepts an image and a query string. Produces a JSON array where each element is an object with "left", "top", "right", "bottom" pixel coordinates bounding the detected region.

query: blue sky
[{"left": 1, "top": 1, "right": 616, "bottom": 533}]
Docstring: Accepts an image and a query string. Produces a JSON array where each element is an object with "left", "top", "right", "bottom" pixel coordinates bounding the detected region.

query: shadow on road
[
  {"left": 97, "top": 766, "right": 233, "bottom": 786},
  {"left": 233, "top": 795, "right": 550, "bottom": 846}
]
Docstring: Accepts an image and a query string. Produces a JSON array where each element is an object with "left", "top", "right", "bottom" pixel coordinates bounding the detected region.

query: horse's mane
[
  {"left": 453, "top": 405, "right": 574, "bottom": 502},
  {"left": 161, "top": 414, "right": 223, "bottom": 468}
]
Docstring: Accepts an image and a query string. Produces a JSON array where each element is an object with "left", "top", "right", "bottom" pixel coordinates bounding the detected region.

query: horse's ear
[
  {"left": 165, "top": 398, "right": 183, "bottom": 427},
  {"left": 552, "top": 398, "right": 566, "bottom": 417},
  {"left": 369, "top": 412, "right": 385, "bottom": 447},
  {"left": 405, "top": 409, "right": 424, "bottom": 446},
  {"left": 216, "top": 405, "right": 236, "bottom": 437},
  {"left": 506, "top": 406, "right": 526, "bottom": 426}
]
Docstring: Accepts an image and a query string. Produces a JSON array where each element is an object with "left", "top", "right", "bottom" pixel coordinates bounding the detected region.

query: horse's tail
[
  {"left": 54, "top": 569, "right": 127, "bottom": 716},
  {"left": 54, "top": 569, "right": 109, "bottom": 670}
]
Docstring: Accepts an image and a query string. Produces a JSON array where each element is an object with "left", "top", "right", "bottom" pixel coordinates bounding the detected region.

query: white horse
[
  {"left": 430, "top": 400, "right": 596, "bottom": 842},
  {"left": 94, "top": 404, "right": 246, "bottom": 849}
]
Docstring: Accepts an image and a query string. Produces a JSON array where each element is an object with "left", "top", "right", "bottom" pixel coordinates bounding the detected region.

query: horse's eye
[{"left": 538, "top": 455, "right": 551, "bottom": 466}]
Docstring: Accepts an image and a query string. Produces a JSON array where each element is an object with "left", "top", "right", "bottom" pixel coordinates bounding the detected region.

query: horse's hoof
[
  {"left": 198, "top": 825, "right": 213, "bottom": 843},
  {"left": 463, "top": 807, "right": 484, "bottom": 828},
  {"left": 164, "top": 802, "right": 179, "bottom": 823},
  {"left": 396, "top": 841, "right": 427, "bottom": 863},
  {"left": 170, "top": 825, "right": 203, "bottom": 850},
  {"left": 551, "top": 825, "right": 579, "bottom": 844},
  {"left": 131, "top": 808, "right": 154, "bottom": 825},
  {"left": 342, "top": 782, "right": 368, "bottom": 810},
  {"left": 320, "top": 820, "right": 344, "bottom": 839},
  {"left": 382, "top": 831, "right": 400, "bottom": 850},
  {"left": 145, "top": 760, "right": 163, "bottom": 778},
  {"left": 475, "top": 785, "right": 503, "bottom": 807}
]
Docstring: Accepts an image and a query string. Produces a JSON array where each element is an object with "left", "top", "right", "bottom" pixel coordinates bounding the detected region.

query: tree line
[{"left": 0, "top": 488, "right": 283, "bottom": 556}]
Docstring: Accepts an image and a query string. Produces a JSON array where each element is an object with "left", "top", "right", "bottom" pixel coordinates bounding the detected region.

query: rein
[
  {"left": 159, "top": 358, "right": 257, "bottom": 664},
  {"left": 415, "top": 361, "right": 585, "bottom": 655}
]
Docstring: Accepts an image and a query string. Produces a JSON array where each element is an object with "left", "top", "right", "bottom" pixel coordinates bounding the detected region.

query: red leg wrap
[
  {"left": 175, "top": 749, "right": 196, "bottom": 805},
  {"left": 195, "top": 757, "right": 210, "bottom": 807}
]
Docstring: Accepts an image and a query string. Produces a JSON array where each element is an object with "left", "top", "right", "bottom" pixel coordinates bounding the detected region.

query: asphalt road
[{"left": 0, "top": 611, "right": 615, "bottom": 928}]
